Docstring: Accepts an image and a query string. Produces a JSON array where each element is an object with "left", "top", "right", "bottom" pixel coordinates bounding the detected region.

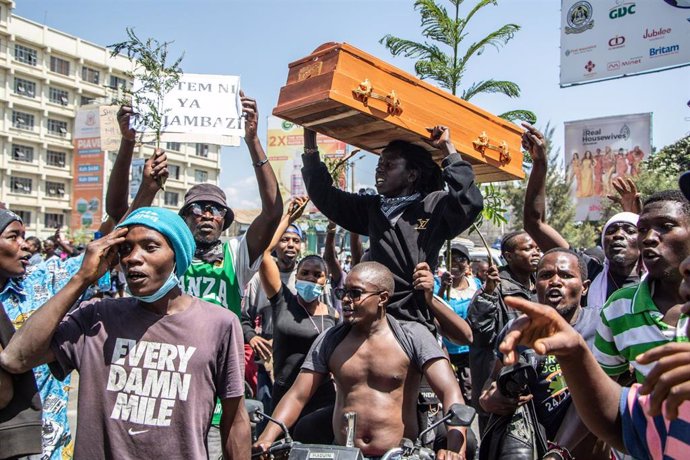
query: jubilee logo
[{"left": 643, "top": 28, "right": 672, "bottom": 40}]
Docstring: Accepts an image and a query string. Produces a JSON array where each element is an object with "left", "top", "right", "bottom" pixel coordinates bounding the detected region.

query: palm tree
[{"left": 380, "top": 0, "right": 536, "bottom": 124}]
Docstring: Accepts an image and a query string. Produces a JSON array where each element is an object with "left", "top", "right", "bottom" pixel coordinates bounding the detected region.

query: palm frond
[
  {"left": 380, "top": 35, "right": 437, "bottom": 60},
  {"left": 461, "top": 79, "right": 521, "bottom": 100},
  {"left": 499, "top": 109, "right": 537, "bottom": 124},
  {"left": 414, "top": 0, "right": 458, "bottom": 47},
  {"left": 458, "top": 0, "right": 497, "bottom": 37},
  {"left": 460, "top": 23, "right": 520, "bottom": 66}
]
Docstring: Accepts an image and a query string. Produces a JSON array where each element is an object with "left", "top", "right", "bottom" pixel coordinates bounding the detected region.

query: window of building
[
  {"left": 47, "top": 150, "right": 67, "bottom": 167},
  {"left": 45, "top": 213, "right": 64, "bottom": 228},
  {"left": 14, "top": 77, "right": 36, "bottom": 97},
  {"left": 12, "top": 144, "right": 34, "bottom": 162},
  {"left": 80, "top": 95, "right": 96, "bottom": 106},
  {"left": 47, "top": 119, "right": 68, "bottom": 136},
  {"left": 10, "top": 177, "right": 32, "bottom": 194},
  {"left": 45, "top": 181, "right": 66, "bottom": 197},
  {"left": 195, "top": 143, "right": 209, "bottom": 157},
  {"left": 168, "top": 164, "right": 180, "bottom": 180},
  {"left": 81, "top": 66, "right": 100, "bottom": 84},
  {"left": 50, "top": 56, "right": 70, "bottom": 76},
  {"left": 14, "top": 44, "right": 37, "bottom": 65},
  {"left": 49, "top": 87, "right": 69, "bottom": 106},
  {"left": 15, "top": 210, "right": 31, "bottom": 226},
  {"left": 194, "top": 170, "right": 208, "bottom": 183},
  {"left": 12, "top": 110, "right": 34, "bottom": 130},
  {"left": 166, "top": 142, "right": 181, "bottom": 151},
  {"left": 164, "top": 191, "right": 179, "bottom": 207},
  {"left": 109, "top": 75, "right": 127, "bottom": 90}
]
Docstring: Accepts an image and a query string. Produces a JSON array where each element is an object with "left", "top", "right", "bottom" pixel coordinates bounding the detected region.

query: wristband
[
  {"left": 303, "top": 147, "right": 319, "bottom": 154},
  {"left": 254, "top": 158, "right": 269, "bottom": 168}
]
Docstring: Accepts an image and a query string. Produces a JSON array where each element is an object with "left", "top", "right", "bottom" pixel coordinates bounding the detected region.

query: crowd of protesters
[{"left": 0, "top": 96, "right": 689, "bottom": 460}]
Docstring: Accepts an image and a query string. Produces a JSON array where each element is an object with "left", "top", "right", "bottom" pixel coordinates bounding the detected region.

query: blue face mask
[
  {"left": 295, "top": 280, "right": 323, "bottom": 302},
  {"left": 127, "top": 269, "right": 179, "bottom": 303}
]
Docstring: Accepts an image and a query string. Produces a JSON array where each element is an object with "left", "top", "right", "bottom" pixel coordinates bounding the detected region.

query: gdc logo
[{"left": 610, "top": 2, "right": 636, "bottom": 19}]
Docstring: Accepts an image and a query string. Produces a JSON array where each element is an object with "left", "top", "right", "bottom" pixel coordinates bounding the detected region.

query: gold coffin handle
[
  {"left": 473, "top": 131, "right": 510, "bottom": 164},
  {"left": 352, "top": 79, "right": 402, "bottom": 115}
]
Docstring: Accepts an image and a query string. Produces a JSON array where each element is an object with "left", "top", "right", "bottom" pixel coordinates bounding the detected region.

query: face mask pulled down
[{"left": 127, "top": 268, "right": 179, "bottom": 303}]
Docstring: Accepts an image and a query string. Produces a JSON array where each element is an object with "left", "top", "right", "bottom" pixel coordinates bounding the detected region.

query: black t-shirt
[{"left": 270, "top": 285, "right": 338, "bottom": 402}]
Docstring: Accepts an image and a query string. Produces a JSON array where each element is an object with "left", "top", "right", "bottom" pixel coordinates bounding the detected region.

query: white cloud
[{"left": 224, "top": 175, "right": 260, "bottom": 209}]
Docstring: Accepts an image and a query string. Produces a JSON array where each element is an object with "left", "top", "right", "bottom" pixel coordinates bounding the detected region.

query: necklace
[
  {"left": 300, "top": 301, "right": 325, "bottom": 333},
  {"left": 607, "top": 271, "right": 621, "bottom": 291}
]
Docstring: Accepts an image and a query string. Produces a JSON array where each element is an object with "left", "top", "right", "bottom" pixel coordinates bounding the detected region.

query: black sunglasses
[
  {"left": 334, "top": 288, "right": 383, "bottom": 301},
  {"left": 187, "top": 203, "right": 227, "bottom": 219}
]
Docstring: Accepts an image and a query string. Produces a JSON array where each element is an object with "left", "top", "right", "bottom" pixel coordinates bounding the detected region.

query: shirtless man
[{"left": 254, "top": 262, "right": 467, "bottom": 459}]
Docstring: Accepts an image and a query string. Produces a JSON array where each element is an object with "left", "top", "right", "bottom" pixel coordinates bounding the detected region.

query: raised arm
[
  {"left": 106, "top": 105, "right": 137, "bottom": 222},
  {"left": 522, "top": 123, "right": 569, "bottom": 251},
  {"left": 54, "top": 226, "right": 77, "bottom": 257},
  {"left": 350, "top": 231, "right": 363, "bottom": 266},
  {"left": 301, "top": 129, "right": 372, "bottom": 236},
  {"left": 427, "top": 126, "right": 484, "bottom": 238},
  {"left": 0, "top": 229, "right": 127, "bottom": 374},
  {"left": 118, "top": 149, "right": 168, "bottom": 223},
  {"left": 499, "top": 297, "right": 624, "bottom": 451},
  {"left": 323, "top": 221, "right": 343, "bottom": 286},
  {"left": 241, "top": 92, "right": 283, "bottom": 265}
]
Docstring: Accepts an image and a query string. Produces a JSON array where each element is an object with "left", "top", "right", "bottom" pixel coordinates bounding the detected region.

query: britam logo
[
  {"left": 650, "top": 44, "right": 680, "bottom": 57},
  {"left": 566, "top": 1, "right": 594, "bottom": 34},
  {"left": 609, "top": 1, "right": 635, "bottom": 19}
]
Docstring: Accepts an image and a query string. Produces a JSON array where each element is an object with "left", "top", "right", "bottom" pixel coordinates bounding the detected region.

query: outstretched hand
[
  {"left": 499, "top": 297, "right": 584, "bottom": 365},
  {"left": 636, "top": 342, "right": 690, "bottom": 419},
  {"left": 78, "top": 227, "right": 128, "bottom": 284},
  {"left": 607, "top": 176, "right": 642, "bottom": 214},
  {"left": 437, "top": 448, "right": 465, "bottom": 460},
  {"left": 241, "top": 90, "right": 259, "bottom": 141},
  {"left": 521, "top": 123, "right": 546, "bottom": 163},
  {"left": 483, "top": 264, "right": 500, "bottom": 295},
  {"left": 117, "top": 105, "right": 136, "bottom": 142},
  {"left": 288, "top": 196, "right": 309, "bottom": 222},
  {"left": 142, "top": 149, "right": 169, "bottom": 191}
]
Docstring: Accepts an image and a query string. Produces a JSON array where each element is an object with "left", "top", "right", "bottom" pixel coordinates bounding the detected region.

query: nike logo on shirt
[{"left": 128, "top": 428, "right": 149, "bottom": 436}]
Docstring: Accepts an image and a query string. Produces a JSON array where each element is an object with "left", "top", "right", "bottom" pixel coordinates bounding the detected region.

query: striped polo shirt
[
  {"left": 594, "top": 279, "right": 689, "bottom": 382},
  {"left": 621, "top": 383, "right": 690, "bottom": 460}
]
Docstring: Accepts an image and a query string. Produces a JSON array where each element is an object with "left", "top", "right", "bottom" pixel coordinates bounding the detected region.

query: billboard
[
  {"left": 564, "top": 113, "right": 652, "bottom": 221},
  {"left": 560, "top": 0, "right": 690, "bottom": 86},
  {"left": 266, "top": 116, "right": 347, "bottom": 205}
]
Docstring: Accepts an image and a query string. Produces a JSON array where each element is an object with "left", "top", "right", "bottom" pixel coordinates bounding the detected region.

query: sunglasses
[
  {"left": 187, "top": 203, "right": 227, "bottom": 219},
  {"left": 334, "top": 288, "right": 383, "bottom": 301}
]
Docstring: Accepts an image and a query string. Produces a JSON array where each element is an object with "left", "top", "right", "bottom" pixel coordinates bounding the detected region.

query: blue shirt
[
  {"left": 434, "top": 275, "right": 481, "bottom": 354},
  {"left": 1, "top": 255, "right": 82, "bottom": 459}
]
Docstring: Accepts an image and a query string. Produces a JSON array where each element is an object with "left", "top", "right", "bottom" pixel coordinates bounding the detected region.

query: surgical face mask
[
  {"left": 127, "top": 269, "right": 179, "bottom": 303},
  {"left": 295, "top": 280, "right": 323, "bottom": 302}
]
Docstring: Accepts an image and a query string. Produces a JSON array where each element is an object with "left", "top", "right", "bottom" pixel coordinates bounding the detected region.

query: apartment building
[{"left": 0, "top": 0, "right": 221, "bottom": 239}]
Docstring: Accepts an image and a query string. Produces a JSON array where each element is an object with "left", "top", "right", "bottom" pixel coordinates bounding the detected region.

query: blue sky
[{"left": 15, "top": 0, "right": 690, "bottom": 209}]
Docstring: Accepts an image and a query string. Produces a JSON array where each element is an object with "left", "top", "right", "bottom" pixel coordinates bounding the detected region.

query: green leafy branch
[{"left": 108, "top": 27, "right": 184, "bottom": 147}]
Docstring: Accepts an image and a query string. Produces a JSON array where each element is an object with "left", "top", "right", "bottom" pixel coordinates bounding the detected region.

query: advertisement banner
[
  {"left": 564, "top": 113, "right": 652, "bottom": 221},
  {"left": 560, "top": 0, "right": 690, "bottom": 86},
  {"left": 266, "top": 116, "right": 348, "bottom": 207},
  {"left": 132, "top": 73, "right": 242, "bottom": 146},
  {"left": 70, "top": 137, "right": 105, "bottom": 232}
]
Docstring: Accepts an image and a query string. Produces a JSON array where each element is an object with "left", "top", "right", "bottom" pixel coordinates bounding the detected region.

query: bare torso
[{"left": 328, "top": 325, "right": 422, "bottom": 456}]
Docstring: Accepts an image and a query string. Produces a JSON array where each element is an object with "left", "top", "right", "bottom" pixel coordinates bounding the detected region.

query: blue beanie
[{"left": 116, "top": 207, "right": 196, "bottom": 277}]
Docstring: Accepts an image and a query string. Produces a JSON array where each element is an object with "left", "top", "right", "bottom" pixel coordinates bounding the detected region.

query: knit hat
[
  {"left": 117, "top": 207, "right": 196, "bottom": 277},
  {"left": 0, "top": 209, "right": 22, "bottom": 234},
  {"left": 180, "top": 184, "right": 234, "bottom": 230},
  {"left": 601, "top": 212, "right": 639, "bottom": 247}
]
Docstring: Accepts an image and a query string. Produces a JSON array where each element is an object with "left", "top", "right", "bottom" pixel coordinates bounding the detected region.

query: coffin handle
[
  {"left": 473, "top": 131, "right": 511, "bottom": 164},
  {"left": 352, "top": 79, "right": 403, "bottom": 115}
]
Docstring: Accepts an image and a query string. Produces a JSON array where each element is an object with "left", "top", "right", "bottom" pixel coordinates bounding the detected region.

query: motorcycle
[{"left": 250, "top": 403, "right": 476, "bottom": 460}]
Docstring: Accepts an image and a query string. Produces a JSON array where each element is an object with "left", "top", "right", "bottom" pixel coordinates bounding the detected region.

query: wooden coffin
[{"left": 273, "top": 42, "right": 524, "bottom": 183}]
